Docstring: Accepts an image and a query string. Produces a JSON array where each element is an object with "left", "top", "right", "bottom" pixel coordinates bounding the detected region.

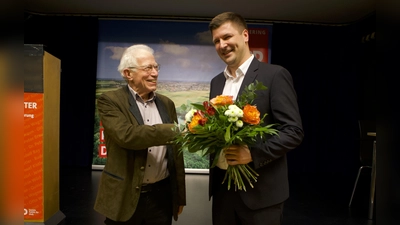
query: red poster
[
  {"left": 24, "top": 93, "right": 44, "bottom": 221},
  {"left": 249, "top": 28, "right": 269, "bottom": 63},
  {"left": 98, "top": 144, "right": 107, "bottom": 158},
  {"left": 100, "top": 128, "right": 105, "bottom": 142}
]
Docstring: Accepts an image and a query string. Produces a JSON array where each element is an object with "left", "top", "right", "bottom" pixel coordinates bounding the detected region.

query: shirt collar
[
  {"left": 127, "top": 85, "right": 156, "bottom": 102},
  {"left": 223, "top": 54, "right": 254, "bottom": 79}
]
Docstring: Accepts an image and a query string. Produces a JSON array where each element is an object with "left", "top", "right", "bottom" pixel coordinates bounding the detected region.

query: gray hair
[{"left": 117, "top": 44, "right": 154, "bottom": 77}]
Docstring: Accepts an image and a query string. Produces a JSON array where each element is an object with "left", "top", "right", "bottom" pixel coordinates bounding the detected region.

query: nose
[
  {"left": 150, "top": 68, "right": 158, "bottom": 75},
  {"left": 218, "top": 39, "right": 228, "bottom": 49}
]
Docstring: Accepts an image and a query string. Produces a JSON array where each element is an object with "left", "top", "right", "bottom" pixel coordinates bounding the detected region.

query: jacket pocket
[{"left": 103, "top": 170, "right": 124, "bottom": 180}]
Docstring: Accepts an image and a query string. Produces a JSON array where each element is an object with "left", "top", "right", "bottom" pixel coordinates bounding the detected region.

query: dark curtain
[{"left": 25, "top": 15, "right": 98, "bottom": 169}]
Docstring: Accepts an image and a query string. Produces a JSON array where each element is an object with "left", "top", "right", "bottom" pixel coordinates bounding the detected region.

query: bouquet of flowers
[{"left": 174, "top": 81, "right": 278, "bottom": 191}]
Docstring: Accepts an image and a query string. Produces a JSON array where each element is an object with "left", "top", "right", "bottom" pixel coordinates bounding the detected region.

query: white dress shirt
[{"left": 217, "top": 54, "right": 254, "bottom": 170}]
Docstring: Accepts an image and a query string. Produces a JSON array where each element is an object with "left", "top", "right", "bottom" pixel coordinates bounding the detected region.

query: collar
[
  {"left": 127, "top": 85, "right": 156, "bottom": 103},
  {"left": 223, "top": 54, "right": 254, "bottom": 79}
]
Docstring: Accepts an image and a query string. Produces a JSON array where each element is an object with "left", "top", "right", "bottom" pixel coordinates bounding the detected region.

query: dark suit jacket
[
  {"left": 209, "top": 58, "right": 304, "bottom": 210},
  {"left": 94, "top": 85, "right": 186, "bottom": 221}
]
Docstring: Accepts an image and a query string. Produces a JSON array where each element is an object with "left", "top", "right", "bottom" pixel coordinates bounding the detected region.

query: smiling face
[
  {"left": 212, "top": 21, "right": 251, "bottom": 74},
  {"left": 124, "top": 53, "right": 158, "bottom": 100}
]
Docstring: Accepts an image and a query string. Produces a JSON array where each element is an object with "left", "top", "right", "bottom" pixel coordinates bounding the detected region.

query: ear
[
  {"left": 123, "top": 69, "right": 132, "bottom": 80},
  {"left": 243, "top": 29, "right": 249, "bottom": 43}
]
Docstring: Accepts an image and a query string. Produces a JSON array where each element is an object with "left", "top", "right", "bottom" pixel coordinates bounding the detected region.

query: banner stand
[{"left": 24, "top": 44, "right": 65, "bottom": 225}]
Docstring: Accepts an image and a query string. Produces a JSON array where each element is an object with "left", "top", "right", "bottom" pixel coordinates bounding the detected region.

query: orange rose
[
  {"left": 242, "top": 104, "right": 261, "bottom": 125},
  {"left": 188, "top": 113, "right": 204, "bottom": 133},
  {"left": 210, "top": 95, "right": 233, "bottom": 107}
]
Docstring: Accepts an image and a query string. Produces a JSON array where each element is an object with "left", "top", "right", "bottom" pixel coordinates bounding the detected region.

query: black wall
[
  {"left": 25, "top": 15, "right": 99, "bottom": 169},
  {"left": 272, "top": 18, "right": 376, "bottom": 177}
]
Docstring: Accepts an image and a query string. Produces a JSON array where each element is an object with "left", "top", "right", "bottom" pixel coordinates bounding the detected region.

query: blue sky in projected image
[{"left": 96, "top": 20, "right": 226, "bottom": 82}]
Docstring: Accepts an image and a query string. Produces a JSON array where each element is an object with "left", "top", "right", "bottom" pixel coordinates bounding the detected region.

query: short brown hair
[{"left": 209, "top": 12, "right": 248, "bottom": 32}]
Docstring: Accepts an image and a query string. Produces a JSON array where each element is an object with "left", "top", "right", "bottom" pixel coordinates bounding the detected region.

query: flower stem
[
  {"left": 221, "top": 164, "right": 259, "bottom": 192},
  {"left": 237, "top": 165, "right": 253, "bottom": 189}
]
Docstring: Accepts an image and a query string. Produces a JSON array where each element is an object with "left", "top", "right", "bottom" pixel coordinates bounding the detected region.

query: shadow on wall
[{"left": 172, "top": 174, "right": 212, "bottom": 225}]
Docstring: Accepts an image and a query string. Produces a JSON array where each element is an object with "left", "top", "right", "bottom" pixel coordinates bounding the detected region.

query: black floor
[{"left": 58, "top": 167, "right": 375, "bottom": 225}]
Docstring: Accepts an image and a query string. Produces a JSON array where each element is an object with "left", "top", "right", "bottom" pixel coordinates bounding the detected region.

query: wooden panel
[{"left": 42, "top": 51, "right": 61, "bottom": 221}]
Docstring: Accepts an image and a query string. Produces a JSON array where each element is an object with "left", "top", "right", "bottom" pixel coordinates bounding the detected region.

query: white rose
[
  {"left": 224, "top": 109, "right": 234, "bottom": 117},
  {"left": 185, "top": 109, "right": 197, "bottom": 122},
  {"left": 236, "top": 108, "right": 244, "bottom": 117},
  {"left": 236, "top": 120, "right": 244, "bottom": 128},
  {"left": 225, "top": 105, "right": 243, "bottom": 118},
  {"left": 228, "top": 116, "right": 239, "bottom": 122}
]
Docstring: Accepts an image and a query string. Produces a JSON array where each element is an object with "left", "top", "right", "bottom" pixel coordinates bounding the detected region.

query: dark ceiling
[{"left": 25, "top": 0, "right": 376, "bottom": 25}]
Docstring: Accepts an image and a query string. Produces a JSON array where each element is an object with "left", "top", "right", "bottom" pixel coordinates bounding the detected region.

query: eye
[{"left": 223, "top": 35, "right": 232, "bottom": 40}]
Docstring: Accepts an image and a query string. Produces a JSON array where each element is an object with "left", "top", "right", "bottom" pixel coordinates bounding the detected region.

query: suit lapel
[
  {"left": 126, "top": 85, "right": 145, "bottom": 125},
  {"left": 155, "top": 96, "right": 177, "bottom": 191},
  {"left": 238, "top": 58, "right": 260, "bottom": 95},
  {"left": 212, "top": 58, "right": 261, "bottom": 98},
  {"left": 210, "top": 74, "right": 226, "bottom": 98},
  {"left": 127, "top": 87, "right": 175, "bottom": 171},
  {"left": 127, "top": 85, "right": 171, "bottom": 125},
  {"left": 154, "top": 96, "right": 171, "bottom": 123}
]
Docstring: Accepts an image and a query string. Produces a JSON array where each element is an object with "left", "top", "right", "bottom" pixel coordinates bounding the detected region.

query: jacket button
[
  {"left": 135, "top": 186, "right": 140, "bottom": 190},
  {"left": 140, "top": 166, "right": 145, "bottom": 170}
]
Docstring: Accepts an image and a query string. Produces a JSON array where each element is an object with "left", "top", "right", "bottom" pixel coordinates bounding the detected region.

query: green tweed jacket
[{"left": 94, "top": 85, "right": 186, "bottom": 222}]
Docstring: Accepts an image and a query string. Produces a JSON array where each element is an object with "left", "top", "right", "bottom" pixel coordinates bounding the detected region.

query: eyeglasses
[{"left": 128, "top": 64, "right": 160, "bottom": 73}]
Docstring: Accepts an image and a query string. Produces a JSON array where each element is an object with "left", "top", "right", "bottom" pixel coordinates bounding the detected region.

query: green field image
[
  {"left": 156, "top": 90, "right": 208, "bottom": 109},
  {"left": 93, "top": 80, "right": 211, "bottom": 169}
]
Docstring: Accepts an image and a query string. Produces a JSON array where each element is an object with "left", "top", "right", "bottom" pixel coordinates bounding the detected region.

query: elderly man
[{"left": 94, "top": 44, "right": 186, "bottom": 225}]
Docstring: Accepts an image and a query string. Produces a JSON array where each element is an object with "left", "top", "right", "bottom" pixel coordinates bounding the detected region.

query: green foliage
[
  {"left": 183, "top": 151, "right": 209, "bottom": 169},
  {"left": 93, "top": 157, "right": 107, "bottom": 165},
  {"left": 236, "top": 80, "right": 267, "bottom": 107},
  {"left": 176, "top": 102, "right": 192, "bottom": 121}
]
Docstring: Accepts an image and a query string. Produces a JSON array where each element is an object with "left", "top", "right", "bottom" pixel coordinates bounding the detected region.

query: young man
[
  {"left": 94, "top": 44, "right": 186, "bottom": 225},
  {"left": 208, "top": 12, "right": 304, "bottom": 225}
]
